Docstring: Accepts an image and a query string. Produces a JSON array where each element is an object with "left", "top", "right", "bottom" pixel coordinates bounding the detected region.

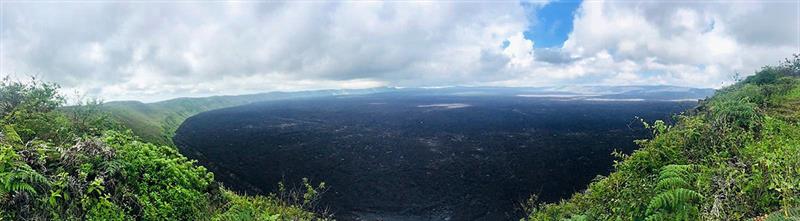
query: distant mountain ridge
[{"left": 100, "top": 85, "right": 714, "bottom": 145}]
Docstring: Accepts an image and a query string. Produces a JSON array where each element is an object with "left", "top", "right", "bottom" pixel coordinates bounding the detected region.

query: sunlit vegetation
[
  {"left": 4, "top": 54, "right": 800, "bottom": 220},
  {"left": 100, "top": 98, "right": 261, "bottom": 146},
  {"left": 99, "top": 88, "right": 383, "bottom": 146},
  {"left": 526, "top": 55, "right": 800, "bottom": 220},
  {"left": 0, "top": 77, "right": 323, "bottom": 220}
]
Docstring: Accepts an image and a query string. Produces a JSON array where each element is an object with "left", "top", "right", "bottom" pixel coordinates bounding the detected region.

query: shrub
[
  {"left": 527, "top": 56, "right": 800, "bottom": 220},
  {"left": 0, "top": 78, "right": 319, "bottom": 220}
]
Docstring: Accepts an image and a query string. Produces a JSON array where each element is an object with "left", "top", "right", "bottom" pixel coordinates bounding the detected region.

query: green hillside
[
  {"left": 0, "top": 79, "right": 326, "bottom": 220},
  {"left": 99, "top": 88, "right": 391, "bottom": 146},
  {"left": 4, "top": 56, "right": 800, "bottom": 220},
  {"left": 526, "top": 56, "right": 800, "bottom": 220},
  {"left": 100, "top": 97, "right": 258, "bottom": 146}
]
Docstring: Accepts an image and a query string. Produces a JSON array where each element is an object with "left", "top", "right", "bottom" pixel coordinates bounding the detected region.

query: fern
[
  {"left": 646, "top": 189, "right": 703, "bottom": 214},
  {"left": 0, "top": 146, "right": 48, "bottom": 196},
  {"left": 0, "top": 166, "right": 48, "bottom": 195},
  {"left": 646, "top": 164, "right": 704, "bottom": 220},
  {"left": 656, "top": 177, "right": 690, "bottom": 191},
  {"left": 658, "top": 165, "right": 700, "bottom": 181}
]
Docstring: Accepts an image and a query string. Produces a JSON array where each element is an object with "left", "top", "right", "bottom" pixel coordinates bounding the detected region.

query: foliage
[
  {"left": 0, "top": 77, "right": 319, "bottom": 220},
  {"left": 100, "top": 87, "right": 385, "bottom": 146},
  {"left": 7, "top": 56, "right": 800, "bottom": 220},
  {"left": 212, "top": 189, "right": 318, "bottom": 221},
  {"left": 99, "top": 99, "right": 251, "bottom": 146},
  {"left": 1, "top": 77, "right": 71, "bottom": 144},
  {"left": 100, "top": 92, "right": 310, "bottom": 146},
  {"left": 645, "top": 165, "right": 704, "bottom": 220},
  {"left": 527, "top": 56, "right": 800, "bottom": 220}
]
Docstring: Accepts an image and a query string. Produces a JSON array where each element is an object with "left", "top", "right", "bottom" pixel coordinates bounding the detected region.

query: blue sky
[
  {"left": 1, "top": 1, "right": 798, "bottom": 102},
  {"left": 524, "top": 0, "right": 582, "bottom": 48}
]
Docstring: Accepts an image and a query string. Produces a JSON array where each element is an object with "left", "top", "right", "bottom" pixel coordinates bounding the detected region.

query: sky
[{"left": 1, "top": 0, "right": 799, "bottom": 102}]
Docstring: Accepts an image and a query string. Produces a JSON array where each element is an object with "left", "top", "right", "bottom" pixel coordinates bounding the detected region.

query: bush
[
  {"left": 0, "top": 78, "right": 319, "bottom": 220},
  {"left": 527, "top": 57, "right": 800, "bottom": 220}
]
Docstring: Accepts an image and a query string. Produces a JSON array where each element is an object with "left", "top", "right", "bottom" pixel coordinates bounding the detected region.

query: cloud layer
[{"left": 1, "top": 1, "right": 798, "bottom": 102}]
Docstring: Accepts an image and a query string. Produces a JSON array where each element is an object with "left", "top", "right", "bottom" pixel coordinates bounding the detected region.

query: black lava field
[{"left": 174, "top": 89, "right": 702, "bottom": 220}]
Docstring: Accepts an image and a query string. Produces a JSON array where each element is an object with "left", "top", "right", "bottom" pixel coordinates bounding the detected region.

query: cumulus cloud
[
  {"left": 1, "top": 1, "right": 798, "bottom": 101},
  {"left": 554, "top": 0, "right": 800, "bottom": 87},
  {"left": 1, "top": 2, "right": 532, "bottom": 101}
]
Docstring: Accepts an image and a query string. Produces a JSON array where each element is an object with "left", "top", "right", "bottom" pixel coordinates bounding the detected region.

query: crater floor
[{"left": 174, "top": 92, "right": 696, "bottom": 220}]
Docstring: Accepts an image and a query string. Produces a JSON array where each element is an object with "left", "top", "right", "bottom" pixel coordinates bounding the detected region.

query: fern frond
[
  {"left": 1, "top": 165, "right": 49, "bottom": 195},
  {"left": 646, "top": 188, "right": 702, "bottom": 215},
  {"left": 9, "top": 182, "right": 35, "bottom": 194},
  {"left": 647, "top": 164, "right": 704, "bottom": 220},
  {"left": 658, "top": 164, "right": 700, "bottom": 181},
  {"left": 656, "top": 177, "right": 689, "bottom": 191}
]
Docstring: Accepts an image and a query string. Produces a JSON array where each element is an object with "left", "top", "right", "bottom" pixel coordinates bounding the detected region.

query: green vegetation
[
  {"left": 526, "top": 55, "right": 800, "bottom": 220},
  {"left": 100, "top": 96, "right": 271, "bottom": 146},
  {"left": 99, "top": 88, "right": 387, "bottom": 146},
  {"left": 0, "top": 78, "right": 323, "bottom": 220},
  {"left": 5, "top": 55, "right": 800, "bottom": 220}
]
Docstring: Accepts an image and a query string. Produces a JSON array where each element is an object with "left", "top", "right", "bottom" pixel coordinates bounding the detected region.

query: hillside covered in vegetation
[
  {"left": 99, "top": 88, "right": 395, "bottom": 146},
  {"left": 527, "top": 56, "right": 800, "bottom": 220},
  {"left": 100, "top": 85, "right": 710, "bottom": 148},
  {"left": 0, "top": 79, "right": 325, "bottom": 220},
  {"left": 3, "top": 55, "right": 800, "bottom": 221}
]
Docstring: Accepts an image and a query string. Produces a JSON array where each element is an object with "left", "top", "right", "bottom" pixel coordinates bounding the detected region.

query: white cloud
[
  {"left": 1, "top": 2, "right": 533, "bottom": 101},
  {"left": 1, "top": 1, "right": 797, "bottom": 102},
  {"left": 503, "top": 32, "right": 536, "bottom": 68},
  {"left": 547, "top": 0, "right": 799, "bottom": 88}
]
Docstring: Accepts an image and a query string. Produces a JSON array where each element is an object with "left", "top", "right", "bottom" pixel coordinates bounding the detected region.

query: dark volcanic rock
[{"left": 174, "top": 92, "right": 696, "bottom": 220}]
